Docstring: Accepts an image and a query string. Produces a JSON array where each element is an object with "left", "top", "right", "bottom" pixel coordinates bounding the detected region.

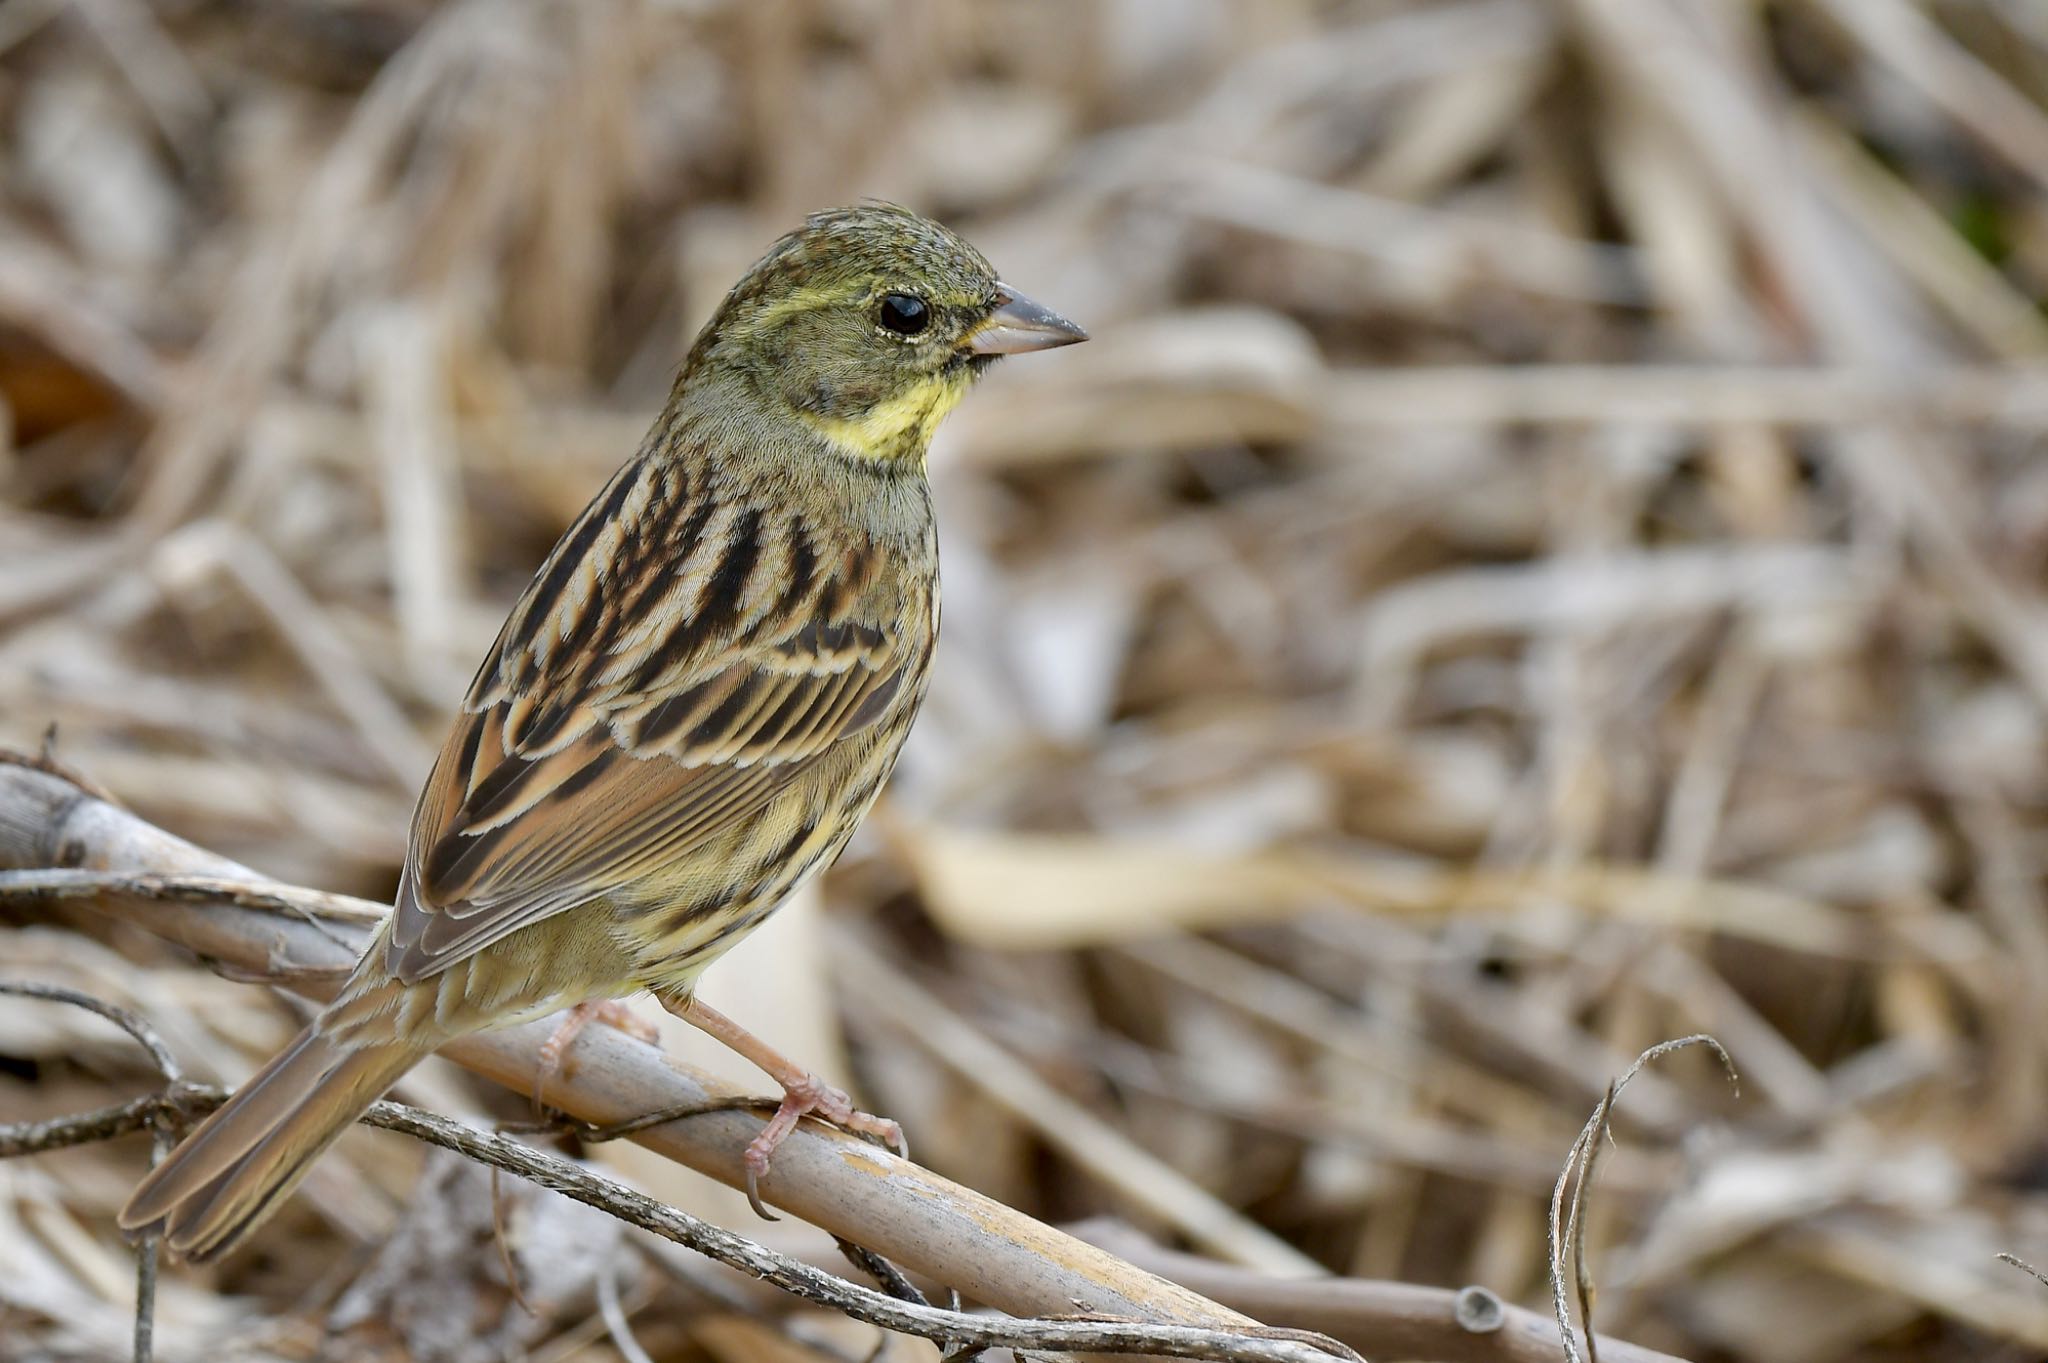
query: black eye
[{"left": 877, "top": 293, "right": 929, "bottom": 336}]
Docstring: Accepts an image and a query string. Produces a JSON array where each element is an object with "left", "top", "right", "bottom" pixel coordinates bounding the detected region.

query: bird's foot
[
  {"left": 535, "top": 1000, "right": 659, "bottom": 1106},
  {"left": 656, "top": 992, "right": 907, "bottom": 1218},
  {"left": 743, "top": 1072, "right": 905, "bottom": 1219}
]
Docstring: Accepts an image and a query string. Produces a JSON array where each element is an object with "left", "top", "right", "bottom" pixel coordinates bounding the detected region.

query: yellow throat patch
[{"left": 800, "top": 367, "right": 973, "bottom": 464}]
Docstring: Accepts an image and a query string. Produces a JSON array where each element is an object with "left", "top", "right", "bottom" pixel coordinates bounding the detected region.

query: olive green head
[{"left": 683, "top": 203, "right": 1086, "bottom": 463}]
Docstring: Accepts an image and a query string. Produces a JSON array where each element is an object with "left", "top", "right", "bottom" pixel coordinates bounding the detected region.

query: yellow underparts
[{"left": 802, "top": 369, "right": 972, "bottom": 463}]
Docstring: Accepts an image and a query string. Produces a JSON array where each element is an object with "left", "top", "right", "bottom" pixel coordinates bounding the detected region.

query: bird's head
[{"left": 683, "top": 203, "right": 1086, "bottom": 464}]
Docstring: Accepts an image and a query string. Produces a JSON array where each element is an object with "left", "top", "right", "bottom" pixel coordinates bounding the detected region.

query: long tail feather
[{"left": 119, "top": 1026, "right": 424, "bottom": 1262}]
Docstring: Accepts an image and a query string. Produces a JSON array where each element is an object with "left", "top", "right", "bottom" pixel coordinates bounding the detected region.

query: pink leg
[
  {"left": 660, "top": 992, "right": 905, "bottom": 1216},
  {"left": 535, "top": 999, "right": 659, "bottom": 1105}
]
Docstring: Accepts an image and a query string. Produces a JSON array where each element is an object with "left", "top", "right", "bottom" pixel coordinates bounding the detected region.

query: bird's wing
[{"left": 383, "top": 456, "right": 923, "bottom": 985}]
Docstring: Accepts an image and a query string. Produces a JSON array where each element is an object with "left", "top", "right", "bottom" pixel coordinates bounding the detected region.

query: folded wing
[{"left": 384, "top": 457, "right": 918, "bottom": 985}]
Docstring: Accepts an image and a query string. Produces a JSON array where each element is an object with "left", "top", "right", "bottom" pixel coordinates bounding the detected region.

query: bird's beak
[{"left": 968, "top": 284, "right": 1089, "bottom": 354}]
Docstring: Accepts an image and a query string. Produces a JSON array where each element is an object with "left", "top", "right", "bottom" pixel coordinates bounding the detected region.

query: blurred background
[{"left": 6, "top": 1, "right": 2048, "bottom": 1360}]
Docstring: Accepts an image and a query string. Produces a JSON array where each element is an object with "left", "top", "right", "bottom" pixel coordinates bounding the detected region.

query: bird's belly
[
  {"left": 611, "top": 769, "right": 880, "bottom": 995},
  {"left": 324, "top": 907, "right": 645, "bottom": 1047}
]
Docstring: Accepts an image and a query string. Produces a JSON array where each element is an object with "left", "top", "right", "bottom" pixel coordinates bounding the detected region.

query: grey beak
[{"left": 968, "top": 284, "right": 1088, "bottom": 355}]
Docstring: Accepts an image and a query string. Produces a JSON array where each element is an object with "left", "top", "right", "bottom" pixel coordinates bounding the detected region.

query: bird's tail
[{"left": 119, "top": 1025, "right": 426, "bottom": 1262}]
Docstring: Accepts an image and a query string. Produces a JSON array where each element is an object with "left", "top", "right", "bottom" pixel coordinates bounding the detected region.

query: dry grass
[{"left": 4, "top": 2, "right": 2048, "bottom": 1360}]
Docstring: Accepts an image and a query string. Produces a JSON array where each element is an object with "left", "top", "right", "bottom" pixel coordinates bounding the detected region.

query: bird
[{"left": 120, "top": 203, "right": 1086, "bottom": 1262}]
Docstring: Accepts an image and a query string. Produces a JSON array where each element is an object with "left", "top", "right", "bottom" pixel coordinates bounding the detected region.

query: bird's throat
[{"left": 797, "top": 368, "right": 972, "bottom": 465}]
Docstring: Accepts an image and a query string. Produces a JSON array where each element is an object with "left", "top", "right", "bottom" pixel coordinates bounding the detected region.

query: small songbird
[{"left": 121, "top": 204, "right": 1085, "bottom": 1261}]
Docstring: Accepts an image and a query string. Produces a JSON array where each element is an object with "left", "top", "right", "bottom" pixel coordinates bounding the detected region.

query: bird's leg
[
  {"left": 660, "top": 992, "right": 905, "bottom": 1216},
  {"left": 534, "top": 999, "right": 659, "bottom": 1107}
]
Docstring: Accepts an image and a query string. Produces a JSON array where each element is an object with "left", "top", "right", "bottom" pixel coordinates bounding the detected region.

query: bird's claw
[{"left": 741, "top": 1071, "right": 904, "bottom": 1221}]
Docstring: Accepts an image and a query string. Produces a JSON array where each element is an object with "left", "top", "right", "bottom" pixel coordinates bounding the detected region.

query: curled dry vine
[{"left": 1548, "top": 1035, "right": 1739, "bottom": 1363}]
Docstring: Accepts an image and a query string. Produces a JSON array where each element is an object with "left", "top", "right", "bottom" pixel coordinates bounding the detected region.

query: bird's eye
[{"left": 876, "top": 293, "right": 930, "bottom": 336}]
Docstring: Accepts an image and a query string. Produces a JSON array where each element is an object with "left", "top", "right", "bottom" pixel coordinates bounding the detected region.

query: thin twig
[
  {"left": 133, "top": 1224, "right": 159, "bottom": 1363},
  {"left": 835, "top": 1235, "right": 934, "bottom": 1308},
  {"left": 565, "top": 1095, "right": 778, "bottom": 1141},
  {"left": 1567, "top": 1082, "right": 1614, "bottom": 1363},
  {"left": 0, "top": 981, "right": 184, "bottom": 1363},
  {"left": 0, "top": 1089, "right": 211, "bottom": 1156},
  {"left": 0, "top": 866, "right": 384, "bottom": 943},
  {"left": 0, "top": 980, "right": 183, "bottom": 1081},
  {"left": 136, "top": 1119, "right": 170, "bottom": 1363},
  {"left": 596, "top": 1249, "right": 660, "bottom": 1363},
  {"left": 489, "top": 1162, "right": 540, "bottom": 1317},
  {"left": 1549, "top": 1036, "right": 1738, "bottom": 1363},
  {"left": 1999, "top": 1253, "right": 2048, "bottom": 1291}
]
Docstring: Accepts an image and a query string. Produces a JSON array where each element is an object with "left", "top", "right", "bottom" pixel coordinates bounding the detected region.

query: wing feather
[{"left": 384, "top": 455, "right": 924, "bottom": 986}]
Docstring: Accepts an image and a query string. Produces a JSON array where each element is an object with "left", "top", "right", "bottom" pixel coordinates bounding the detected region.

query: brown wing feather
[{"left": 385, "top": 455, "right": 917, "bottom": 986}]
